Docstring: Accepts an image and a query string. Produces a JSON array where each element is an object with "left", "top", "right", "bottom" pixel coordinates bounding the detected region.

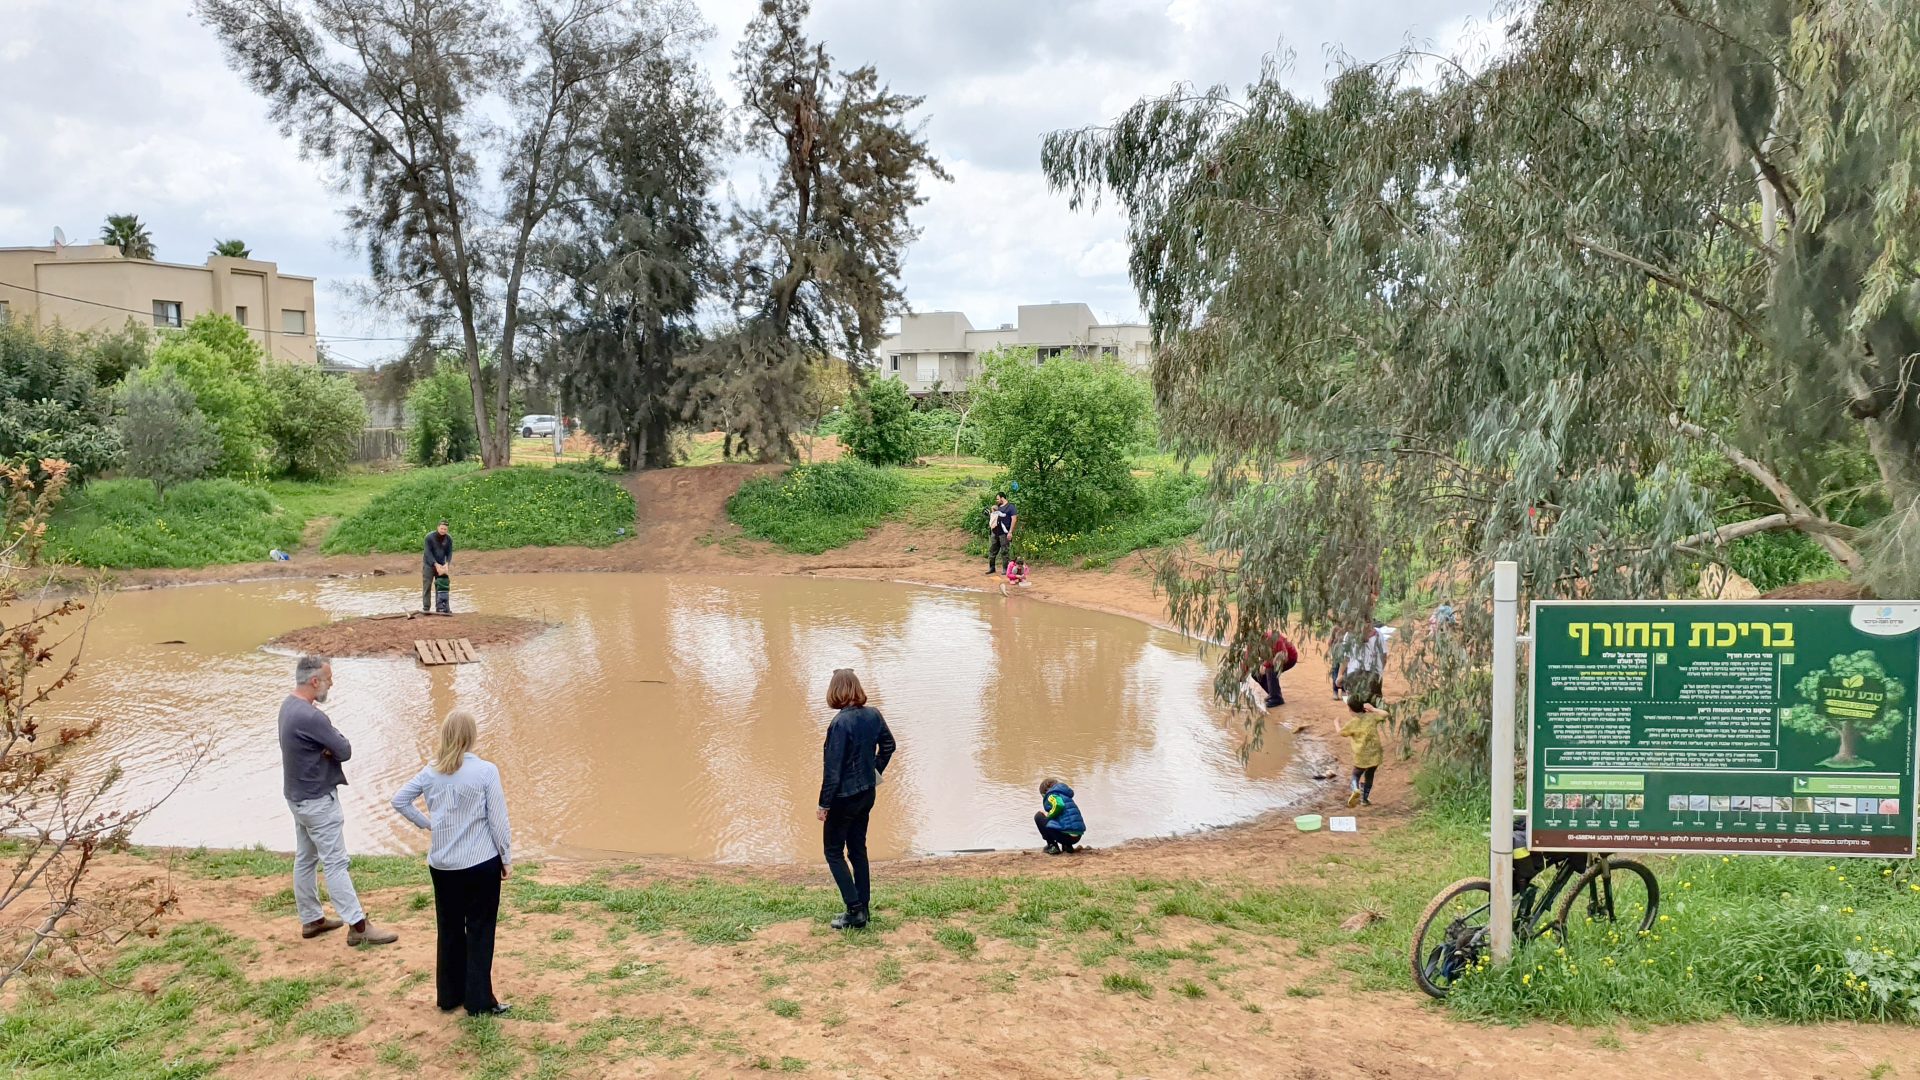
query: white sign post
[{"left": 1489, "top": 560, "right": 1519, "bottom": 965}]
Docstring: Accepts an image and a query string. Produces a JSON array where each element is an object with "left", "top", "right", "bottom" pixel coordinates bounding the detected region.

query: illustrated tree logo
[{"left": 1782, "top": 650, "right": 1908, "bottom": 770}]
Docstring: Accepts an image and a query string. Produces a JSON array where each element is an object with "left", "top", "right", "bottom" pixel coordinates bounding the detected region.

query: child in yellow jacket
[{"left": 1335, "top": 696, "right": 1386, "bottom": 807}]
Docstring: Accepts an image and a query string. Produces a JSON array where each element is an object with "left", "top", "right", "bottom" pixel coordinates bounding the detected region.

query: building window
[
  {"left": 889, "top": 354, "right": 900, "bottom": 372},
  {"left": 282, "top": 309, "right": 308, "bottom": 336},
  {"left": 152, "top": 300, "right": 183, "bottom": 328},
  {"left": 1100, "top": 345, "right": 1118, "bottom": 359},
  {"left": 0, "top": 299, "right": 10, "bottom": 324},
  {"left": 235, "top": 305, "right": 249, "bottom": 328}
]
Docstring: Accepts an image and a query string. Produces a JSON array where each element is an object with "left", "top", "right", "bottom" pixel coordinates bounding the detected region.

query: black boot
[{"left": 831, "top": 907, "right": 869, "bottom": 930}]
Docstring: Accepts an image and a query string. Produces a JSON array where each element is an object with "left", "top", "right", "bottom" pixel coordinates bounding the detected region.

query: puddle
[{"left": 37, "top": 574, "right": 1307, "bottom": 862}]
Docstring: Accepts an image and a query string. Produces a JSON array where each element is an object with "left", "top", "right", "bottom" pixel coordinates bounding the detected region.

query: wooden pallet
[{"left": 414, "top": 638, "right": 478, "bottom": 665}]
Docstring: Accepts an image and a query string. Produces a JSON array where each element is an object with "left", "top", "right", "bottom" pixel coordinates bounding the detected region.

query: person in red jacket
[{"left": 1249, "top": 628, "right": 1298, "bottom": 709}]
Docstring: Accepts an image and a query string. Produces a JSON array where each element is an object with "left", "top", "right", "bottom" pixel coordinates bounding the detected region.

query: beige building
[
  {"left": 877, "top": 302, "right": 1151, "bottom": 393},
  {"left": 0, "top": 243, "right": 319, "bottom": 364}
]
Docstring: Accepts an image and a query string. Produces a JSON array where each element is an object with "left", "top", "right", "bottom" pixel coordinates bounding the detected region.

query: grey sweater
[{"left": 278, "top": 695, "right": 351, "bottom": 802}]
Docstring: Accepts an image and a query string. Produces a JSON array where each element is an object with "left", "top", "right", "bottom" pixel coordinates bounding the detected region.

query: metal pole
[{"left": 1490, "top": 560, "right": 1519, "bottom": 965}]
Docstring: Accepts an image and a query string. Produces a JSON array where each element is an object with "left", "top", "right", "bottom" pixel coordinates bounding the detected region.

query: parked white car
[{"left": 519, "top": 414, "right": 559, "bottom": 437}]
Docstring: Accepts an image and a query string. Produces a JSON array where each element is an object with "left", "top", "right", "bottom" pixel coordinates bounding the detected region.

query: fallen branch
[{"left": 1670, "top": 417, "right": 1864, "bottom": 574}]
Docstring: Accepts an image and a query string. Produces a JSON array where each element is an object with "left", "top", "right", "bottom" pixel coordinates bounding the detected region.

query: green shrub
[
  {"left": 727, "top": 460, "right": 907, "bottom": 553},
  {"left": 970, "top": 347, "right": 1152, "bottom": 532},
  {"left": 911, "top": 406, "right": 980, "bottom": 458},
  {"left": 262, "top": 364, "right": 367, "bottom": 479},
  {"left": 405, "top": 363, "right": 480, "bottom": 467},
  {"left": 50, "top": 478, "right": 304, "bottom": 568},
  {"left": 147, "top": 314, "right": 273, "bottom": 477},
  {"left": 1728, "top": 530, "right": 1843, "bottom": 593},
  {"left": 841, "top": 377, "right": 919, "bottom": 466},
  {"left": 115, "top": 369, "right": 220, "bottom": 498},
  {"left": 963, "top": 469, "right": 1201, "bottom": 565},
  {"left": 323, "top": 465, "right": 635, "bottom": 554},
  {"left": 0, "top": 321, "right": 123, "bottom": 480}
]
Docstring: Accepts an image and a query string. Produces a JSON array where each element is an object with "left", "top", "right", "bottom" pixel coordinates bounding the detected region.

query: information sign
[{"left": 1528, "top": 601, "right": 1919, "bottom": 857}]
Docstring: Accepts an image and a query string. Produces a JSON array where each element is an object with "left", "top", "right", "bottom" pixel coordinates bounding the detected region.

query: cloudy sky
[{"left": 0, "top": 0, "right": 1492, "bottom": 366}]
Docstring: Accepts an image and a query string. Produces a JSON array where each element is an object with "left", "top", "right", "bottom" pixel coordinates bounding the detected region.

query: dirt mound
[
  {"left": 1760, "top": 580, "right": 1875, "bottom": 600},
  {"left": 266, "top": 611, "right": 552, "bottom": 658}
]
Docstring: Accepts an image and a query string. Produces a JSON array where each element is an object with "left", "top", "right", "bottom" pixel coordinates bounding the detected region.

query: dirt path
[{"left": 36, "top": 464, "right": 1914, "bottom": 1079}]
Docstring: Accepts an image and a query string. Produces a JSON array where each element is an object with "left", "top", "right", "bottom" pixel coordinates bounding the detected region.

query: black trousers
[
  {"left": 987, "top": 531, "right": 1011, "bottom": 571},
  {"left": 823, "top": 787, "right": 876, "bottom": 912},
  {"left": 429, "top": 856, "right": 502, "bottom": 1014},
  {"left": 1351, "top": 766, "right": 1378, "bottom": 801},
  {"left": 1255, "top": 667, "right": 1284, "bottom": 707},
  {"left": 422, "top": 568, "right": 435, "bottom": 612},
  {"left": 1035, "top": 812, "right": 1081, "bottom": 850}
]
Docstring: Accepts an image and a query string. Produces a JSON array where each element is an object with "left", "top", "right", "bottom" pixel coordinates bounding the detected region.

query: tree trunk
[{"left": 1833, "top": 722, "right": 1860, "bottom": 766}]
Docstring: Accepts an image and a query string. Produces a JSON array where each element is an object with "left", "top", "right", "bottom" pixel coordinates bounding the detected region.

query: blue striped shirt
[{"left": 390, "top": 754, "right": 513, "bottom": 871}]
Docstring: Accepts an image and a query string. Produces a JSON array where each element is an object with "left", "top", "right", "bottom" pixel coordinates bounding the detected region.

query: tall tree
[
  {"left": 99, "top": 213, "right": 154, "bottom": 260},
  {"left": 197, "top": 0, "right": 702, "bottom": 468},
  {"left": 695, "top": 0, "right": 947, "bottom": 461},
  {"left": 1043, "top": 0, "right": 1920, "bottom": 758},
  {"left": 210, "top": 238, "right": 251, "bottom": 258},
  {"left": 544, "top": 46, "right": 723, "bottom": 470}
]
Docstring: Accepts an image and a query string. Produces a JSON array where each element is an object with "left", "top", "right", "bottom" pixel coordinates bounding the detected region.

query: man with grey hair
[{"left": 278, "top": 656, "right": 398, "bottom": 946}]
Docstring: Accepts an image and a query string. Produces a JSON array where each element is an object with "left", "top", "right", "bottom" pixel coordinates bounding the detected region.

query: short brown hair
[
  {"left": 1039, "top": 776, "right": 1065, "bottom": 794},
  {"left": 826, "top": 668, "right": 867, "bottom": 709}
]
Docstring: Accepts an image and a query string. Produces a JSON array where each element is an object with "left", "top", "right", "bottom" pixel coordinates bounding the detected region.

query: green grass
[
  {"left": 323, "top": 464, "right": 635, "bottom": 554},
  {"left": 766, "top": 998, "right": 801, "bottom": 1019},
  {"left": 50, "top": 478, "right": 309, "bottom": 569},
  {"left": 726, "top": 460, "right": 911, "bottom": 554},
  {"left": 963, "top": 469, "right": 1205, "bottom": 568},
  {"left": 1101, "top": 972, "right": 1154, "bottom": 998}
]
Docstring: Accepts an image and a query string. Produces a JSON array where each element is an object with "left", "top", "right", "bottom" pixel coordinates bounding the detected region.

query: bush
[
  {"left": 970, "top": 348, "right": 1153, "bottom": 532},
  {"left": 115, "top": 369, "right": 219, "bottom": 498},
  {"left": 262, "top": 364, "right": 367, "bottom": 478},
  {"left": 405, "top": 363, "right": 480, "bottom": 467},
  {"left": 727, "top": 460, "right": 907, "bottom": 553},
  {"left": 963, "top": 468, "right": 1202, "bottom": 565},
  {"left": 841, "top": 377, "right": 919, "bottom": 466},
  {"left": 147, "top": 314, "right": 272, "bottom": 477},
  {"left": 0, "top": 321, "right": 122, "bottom": 480},
  {"left": 49, "top": 478, "right": 304, "bottom": 568},
  {"left": 323, "top": 466, "right": 635, "bottom": 554},
  {"left": 1729, "top": 530, "right": 1843, "bottom": 593},
  {"left": 911, "top": 406, "right": 980, "bottom": 458}
]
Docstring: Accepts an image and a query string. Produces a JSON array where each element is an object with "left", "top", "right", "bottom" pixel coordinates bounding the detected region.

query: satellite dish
[{"left": 51, "top": 226, "right": 66, "bottom": 246}]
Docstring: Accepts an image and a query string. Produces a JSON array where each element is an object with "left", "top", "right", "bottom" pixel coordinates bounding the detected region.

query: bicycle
[{"left": 1410, "top": 817, "right": 1659, "bottom": 998}]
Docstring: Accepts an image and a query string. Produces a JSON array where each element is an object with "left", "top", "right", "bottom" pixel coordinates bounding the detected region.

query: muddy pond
[{"left": 46, "top": 574, "right": 1306, "bottom": 862}]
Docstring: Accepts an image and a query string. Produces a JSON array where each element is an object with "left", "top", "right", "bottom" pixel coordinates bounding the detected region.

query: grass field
[{"left": 323, "top": 465, "right": 635, "bottom": 555}]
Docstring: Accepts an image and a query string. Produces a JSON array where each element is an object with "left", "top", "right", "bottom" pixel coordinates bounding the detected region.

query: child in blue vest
[{"left": 1036, "top": 777, "right": 1086, "bottom": 854}]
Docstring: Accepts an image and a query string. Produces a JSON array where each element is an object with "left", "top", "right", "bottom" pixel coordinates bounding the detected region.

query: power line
[{"left": 0, "top": 278, "right": 416, "bottom": 345}]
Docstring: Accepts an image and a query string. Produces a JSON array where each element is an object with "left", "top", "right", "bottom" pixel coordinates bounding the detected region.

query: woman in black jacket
[{"left": 816, "top": 668, "right": 896, "bottom": 929}]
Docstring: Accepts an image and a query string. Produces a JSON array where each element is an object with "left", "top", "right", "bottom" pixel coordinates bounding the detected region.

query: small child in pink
[{"left": 1005, "top": 558, "right": 1029, "bottom": 586}]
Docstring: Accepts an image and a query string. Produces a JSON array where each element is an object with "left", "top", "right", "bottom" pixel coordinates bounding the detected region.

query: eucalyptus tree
[
  {"left": 542, "top": 47, "right": 723, "bottom": 470},
  {"left": 197, "top": 0, "right": 704, "bottom": 468},
  {"left": 696, "top": 0, "right": 947, "bottom": 461},
  {"left": 1044, "top": 0, "right": 1920, "bottom": 761}
]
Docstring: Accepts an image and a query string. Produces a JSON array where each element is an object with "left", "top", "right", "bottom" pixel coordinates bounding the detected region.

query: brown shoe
[
  {"left": 301, "top": 916, "right": 344, "bottom": 939},
  {"left": 347, "top": 920, "right": 398, "bottom": 946}
]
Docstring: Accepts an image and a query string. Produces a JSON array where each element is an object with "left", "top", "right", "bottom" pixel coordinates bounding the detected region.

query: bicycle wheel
[
  {"left": 1552, "top": 857, "right": 1659, "bottom": 938},
  {"left": 1411, "top": 877, "right": 1492, "bottom": 999}
]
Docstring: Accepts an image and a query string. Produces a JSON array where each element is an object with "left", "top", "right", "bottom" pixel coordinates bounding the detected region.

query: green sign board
[{"left": 1528, "top": 601, "right": 1920, "bottom": 858}]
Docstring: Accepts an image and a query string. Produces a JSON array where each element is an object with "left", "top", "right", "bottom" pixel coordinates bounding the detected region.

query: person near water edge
[
  {"left": 1035, "top": 777, "right": 1086, "bottom": 854},
  {"left": 277, "top": 655, "right": 399, "bottom": 947},
  {"left": 424, "top": 520, "right": 453, "bottom": 614},
  {"left": 817, "top": 668, "right": 896, "bottom": 930},
  {"left": 985, "top": 492, "right": 1017, "bottom": 575},
  {"left": 1248, "top": 627, "right": 1298, "bottom": 709},
  {"left": 390, "top": 710, "right": 514, "bottom": 1017},
  {"left": 1335, "top": 694, "right": 1387, "bottom": 807}
]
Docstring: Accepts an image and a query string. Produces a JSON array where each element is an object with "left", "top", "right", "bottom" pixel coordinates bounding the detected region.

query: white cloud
[{"left": 0, "top": 0, "right": 1492, "bottom": 364}]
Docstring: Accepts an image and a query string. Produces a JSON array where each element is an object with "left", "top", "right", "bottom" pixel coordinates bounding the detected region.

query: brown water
[{"left": 40, "top": 574, "right": 1305, "bottom": 862}]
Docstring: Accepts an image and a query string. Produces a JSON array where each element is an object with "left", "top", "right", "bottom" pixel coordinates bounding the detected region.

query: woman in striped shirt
[{"left": 391, "top": 710, "right": 513, "bottom": 1017}]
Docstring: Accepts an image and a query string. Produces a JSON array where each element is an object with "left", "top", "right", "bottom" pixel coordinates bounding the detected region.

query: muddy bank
[{"left": 266, "top": 611, "right": 553, "bottom": 659}]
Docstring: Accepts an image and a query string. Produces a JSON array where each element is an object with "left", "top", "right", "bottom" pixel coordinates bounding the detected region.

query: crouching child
[{"left": 1036, "top": 777, "right": 1085, "bottom": 854}]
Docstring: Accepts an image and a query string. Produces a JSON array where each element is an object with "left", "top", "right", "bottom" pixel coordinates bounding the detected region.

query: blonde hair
[
  {"left": 434, "top": 710, "right": 478, "bottom": 775},
  {"left": 826, "top": 668, "right": 868, "bottom": 709}
]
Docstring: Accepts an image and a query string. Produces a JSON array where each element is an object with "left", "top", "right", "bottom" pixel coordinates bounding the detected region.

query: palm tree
[
  {"left": 100, "top": 213, "right": 155, "bottom": 260},
  {"left": 211, "top": 238, "right": 250, "bottom": 258}
]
